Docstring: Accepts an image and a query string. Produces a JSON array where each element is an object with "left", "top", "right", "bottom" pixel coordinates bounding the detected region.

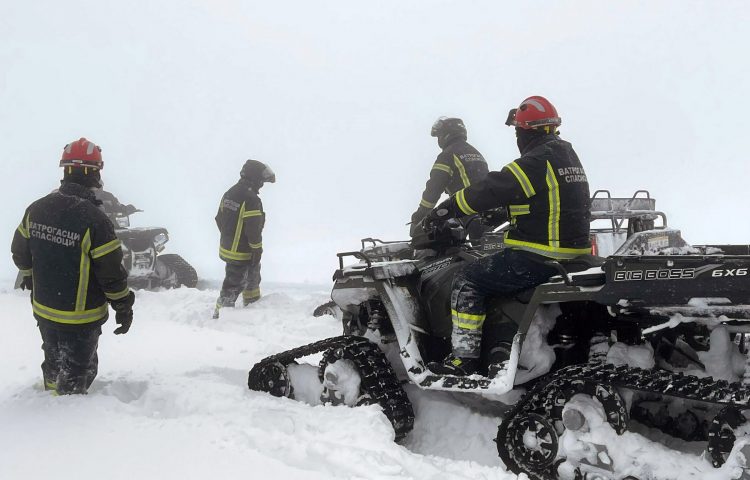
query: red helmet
[
  {"left": 59, "top": 137, "right": 103, "bottom": 170},
  {"left": 505, "top": 96, "right": 561, "bottom": 130}
]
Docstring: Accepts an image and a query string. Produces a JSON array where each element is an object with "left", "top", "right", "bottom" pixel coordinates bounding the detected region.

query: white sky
[{"left": 1, "top": 0, "right": 749, "bottom": 283}]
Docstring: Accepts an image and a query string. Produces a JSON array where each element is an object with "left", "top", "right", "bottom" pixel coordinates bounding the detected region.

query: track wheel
[
  {"left": 707, "top": 406, "right": 749, "bottom": 468},
  {"left": 501, "top": 413, "right": 559, "bottom": 472},
  {"left": 248, "top": 361, "right": 294, "bottom": 398}
]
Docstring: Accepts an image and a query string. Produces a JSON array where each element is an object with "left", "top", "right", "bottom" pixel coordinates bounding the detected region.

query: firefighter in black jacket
[
  {"left": 409, "top": 117, "right": 489, "bottom": 239},
  {"left": 426, "top": 97, "right": 591, "bottom": 376},
  {"left": 213, "top": 159, "right": 275, "bottom": 319},
  {"left": 11, "top": 138, "right": 135, "bottom": 394}
]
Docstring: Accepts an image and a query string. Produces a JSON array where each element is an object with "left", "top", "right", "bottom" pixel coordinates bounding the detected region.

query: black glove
[
  {"left": 110, "top": 290, "right": 135, "bottom": 335},
  {"left": 422, "top": 197, "right": 458, "bottom": 231},
  {"left": 19, "top": 275, "right": 33, "bottom": 291}
]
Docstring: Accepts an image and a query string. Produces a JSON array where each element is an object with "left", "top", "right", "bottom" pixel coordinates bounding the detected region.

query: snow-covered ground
[
  {"left": 0, "top": 283, "right": 513, "bottom": 480},
  {"left": 2, "top": 283, "right": 748, "bottom": 480}
]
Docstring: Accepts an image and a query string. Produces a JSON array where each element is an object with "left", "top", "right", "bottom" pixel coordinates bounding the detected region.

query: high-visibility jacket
[
  {"left": 411, "top": 138, "right": 488, "bottom": 225},
  {"left": 452, "top": 133, "right": 591, "bottom": 259},
  {"left": 11, "top": 182, "right": 130, "bottom": 327},
  {"left": 215, "top": 178, "right": 264, "bottom": 263}
]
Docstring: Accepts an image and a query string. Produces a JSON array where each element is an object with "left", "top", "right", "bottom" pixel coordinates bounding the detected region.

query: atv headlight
[
  {"left": 154, "top": 232, "right": 168, "bottom": 252},
  {"left": 116, "top": 216, "right": 130, "bottom": 228}
]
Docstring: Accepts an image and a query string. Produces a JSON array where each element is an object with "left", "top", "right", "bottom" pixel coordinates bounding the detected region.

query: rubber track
[
  {"left": 248, "top": 335, "right": 414, "bottom": 441},
  {"left": 497, "top": 362, "right": 750, "bottom": 480}
]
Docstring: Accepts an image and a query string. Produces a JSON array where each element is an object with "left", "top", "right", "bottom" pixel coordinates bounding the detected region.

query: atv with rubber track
[{"left": 249, "top": 192, "right": 750, "bottom": 479}]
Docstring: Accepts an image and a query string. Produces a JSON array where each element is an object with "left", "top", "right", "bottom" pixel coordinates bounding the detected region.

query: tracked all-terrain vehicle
[
  {"left": 249, "top": 191, "right": 750, "bottom": 480},
  {"left": 112, "top": 212, "right": 198, "bottom": 290}
]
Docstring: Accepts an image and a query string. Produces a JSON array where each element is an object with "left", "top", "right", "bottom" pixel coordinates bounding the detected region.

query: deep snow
[
  {"left": 2, "top": 283, "right": 749, "bottom": 480},
  {"left": 0, "top": 284, "right": 515, "bottom": 480}
]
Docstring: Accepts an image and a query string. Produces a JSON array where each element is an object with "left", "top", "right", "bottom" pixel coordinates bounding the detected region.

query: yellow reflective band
[
  {"left": 219, "top": 247, "right": 252, "bottom": 261},
  {"left": 453, "top": 155, "right": 471, "bottom": 188},
  {"left": 509, "top": 204, "right": 530, "bottom": 216},
  {"left": 76, "top": 230, "right": 92, "bottom": 311},
  {"left": 105, "top": 287, "right": 131, "bottom": 301},
  {"left": 231, "top": 202, "right": 247, "bottom": 252},
  {"left": 242, "top": 288, "right": 261, "bottom": 299},
  {"left": 504, "top": 237, "right": 592, "bottom": 259},
  {"left": 451, "top": 309, "right": 486, "bottom": 330},
  {"left": 546, "top": 161, "right": 561, "bottom": 248},
  {"left": 455, "top": 189, "right": 477, "bottom": 215},
  {"left": 17, "top": 222, "right": 30, "bottom": 239},
  {"left": 431, "top": 163, "right": 453, "bottom": 175},
  {"left": 19, "top": 268, "right": 32, "bottom": 276},
  {"left": 45, "top": 381, "right": 57, "bottom": 391},
  {"left": 507, "top": 162, "right": 536, "bottom": 198},
  {"left": 420, "top": 198, "right": 436, "bottom": 209},
  {"left": 249, "top": 242, "right": 262, "bottom": 249},
  {"left": 91, "top": 239, "right": 122, "bottom": 259},
  {"left": 32, "top": 300, "right": 108, "bottom": 325},
  {"left": 242, "top": 210, "right": 262, "bottom": 218}
]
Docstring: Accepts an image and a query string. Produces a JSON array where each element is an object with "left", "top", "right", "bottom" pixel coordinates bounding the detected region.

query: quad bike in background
[
  {"left": 249, "top": 190, "right": 750, "bottom": 479},
  {"left": 13, "top": 196, "right": 199, "bottom": 291},
  {"left": 111, "top": 211, "right": 198, "bottom": 290}
]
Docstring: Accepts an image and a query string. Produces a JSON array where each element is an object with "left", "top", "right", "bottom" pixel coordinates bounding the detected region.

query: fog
[{"left": 2, "top": 0, "right": 749, "bottom": 284}]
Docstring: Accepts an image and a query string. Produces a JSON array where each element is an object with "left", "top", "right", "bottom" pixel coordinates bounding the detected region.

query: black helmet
[
  {"left": 240, "top": 159, "right": 276, "bottom": 184},
  {"left": 430, "top": 117, "right": 466, "bottom": 138}
]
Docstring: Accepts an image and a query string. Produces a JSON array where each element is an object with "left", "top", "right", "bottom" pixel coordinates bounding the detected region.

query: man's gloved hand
[
  {"left": 19, "top": 275, "right": 33, "bottom": 291},
  {"left": 110, "top": 290, "right": 135, "bottom": 335},
  {"left": 422, "top": 197, "right": 458, "bottom": 231}
]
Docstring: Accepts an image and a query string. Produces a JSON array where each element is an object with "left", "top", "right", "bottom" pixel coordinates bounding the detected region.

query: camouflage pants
[{"left": 450, "top": 249, "right": 556, "bottom": 359}]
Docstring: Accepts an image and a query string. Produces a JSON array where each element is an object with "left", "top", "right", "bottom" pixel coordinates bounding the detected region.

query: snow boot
[{"left": 428, "top": 353, "right": 478, "bottom": 376}]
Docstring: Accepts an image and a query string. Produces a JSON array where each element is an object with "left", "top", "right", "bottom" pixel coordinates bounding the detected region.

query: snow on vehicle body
[{"left": 249, "top": 191, "right": 750, "bottom": 479}]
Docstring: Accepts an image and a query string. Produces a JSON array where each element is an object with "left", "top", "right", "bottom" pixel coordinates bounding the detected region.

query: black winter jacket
[
  {"left": 411, "top": 138, "right": 488, "bottom": 226},
  {"left": 11, "top": 182, "right": 130, "bottom": 328},
  {"left": 215, "top": 178, "right": 264, "bottom": 264},
  {"left": 450, "top": 134, "right": 591, "bottom": 259}
]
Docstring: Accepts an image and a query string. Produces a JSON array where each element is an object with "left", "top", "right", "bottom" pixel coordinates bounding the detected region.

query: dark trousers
[
  {"left": 217, "top": 261, "right": 261, "bottom": 309},
  {"left": 38, "top": 322, "right": 101, "bottom": 395},
  {"left": 450, "top": 248, "right": 557, "bottom": 358}
]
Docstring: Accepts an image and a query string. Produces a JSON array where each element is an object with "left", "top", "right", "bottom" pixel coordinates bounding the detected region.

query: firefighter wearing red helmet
[
  {"left": 426, "top": 96, "right": 591, "bottom": 376},
  {"left": 213, "top": 159, "right": 275, "bottom": 319},
  {"left": 11, "top": 138, "right": 134, "bottom": 394}
]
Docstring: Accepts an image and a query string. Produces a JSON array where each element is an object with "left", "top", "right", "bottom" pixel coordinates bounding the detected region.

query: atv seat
[{"left": 545, "top": 255, "right": 606, "bottom": 288}]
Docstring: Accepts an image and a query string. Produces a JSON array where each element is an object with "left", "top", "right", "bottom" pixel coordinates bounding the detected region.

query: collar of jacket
[
  {"left": 59, "top": 181, "right": 102, "bottom": 206},
  {"left": 520, "top": 132, "right": 559, "bottom": 155},
  {"left": 238, "top": 177, "right": 259, "bottom": 194},
  {"left": 439, "top": 134, "right": 466, "bottom": 150}
]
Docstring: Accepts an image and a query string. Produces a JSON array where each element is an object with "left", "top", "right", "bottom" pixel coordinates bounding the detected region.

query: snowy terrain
[
  {"left": 2, "top": 282, "right": 749, "bottom": 480},
  {"left": 0, "top": 284, "right": 514, "bottom": 480}
]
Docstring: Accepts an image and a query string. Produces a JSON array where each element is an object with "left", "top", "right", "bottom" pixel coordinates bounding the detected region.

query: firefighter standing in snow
[
  {"left": 11, "top": 138, "right": 135, "bottom": 394},
  {"left": 409, "top": 117, "right": 489, "bottom": 239},
  {"left": 214, "top": 159, "right": 275, "bottom": 318},
  {"left": 427, "top": 97, "right": 591, "bottom": 376}
]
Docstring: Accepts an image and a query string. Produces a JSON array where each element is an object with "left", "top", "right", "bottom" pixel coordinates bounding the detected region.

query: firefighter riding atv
[{"left": 249, "top": 191, "right": 750, "bottom": 480}]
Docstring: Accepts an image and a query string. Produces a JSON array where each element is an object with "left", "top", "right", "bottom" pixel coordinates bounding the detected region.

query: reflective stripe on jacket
[
  {"left": 453, "top": 134, "right": 591, "bottom": 259},
  {"left": 412, "top": 139, "right": 488, "bottom": 223},
  {"left": 216, "top": 178, "right": 264, "bottom": 263},
  {"left": 11, "top": 182, "right": 129, "bottom": 326}
]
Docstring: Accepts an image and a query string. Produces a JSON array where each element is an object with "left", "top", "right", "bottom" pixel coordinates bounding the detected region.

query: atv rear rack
[{"left": 590, "top": 189, "right": 667, "bottom": 234}]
